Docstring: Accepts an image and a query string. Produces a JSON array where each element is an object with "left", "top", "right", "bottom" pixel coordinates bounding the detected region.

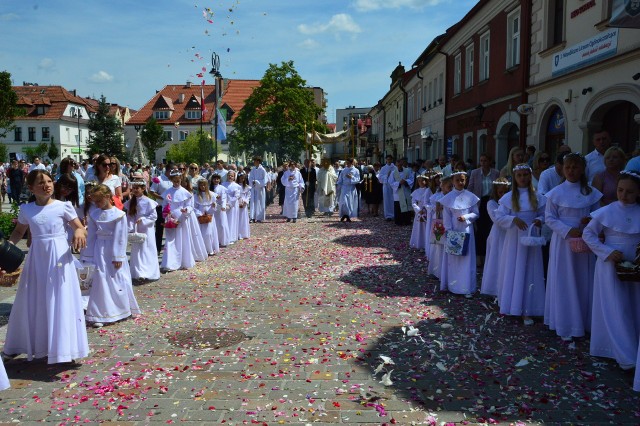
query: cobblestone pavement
[{"left": 0, "top": 200, "right": 639, "bottom": 425}]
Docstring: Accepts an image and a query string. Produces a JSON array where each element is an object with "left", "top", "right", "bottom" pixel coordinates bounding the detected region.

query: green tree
[
  {"left": 47, "top": 136, "right": 59, "bottom": 161},
  {"left": 0, "top": 70, "right": 23, "bottom": 138},
  {"left": 0, "top": 142, "right": 7, "bottom": 163},
  {"left": 87, "top": 95, "right": 124, "bottom": 158},
  {"left": 166, "top": 130, "right": 210, "bottom": 164},
  {"left": 24, "top": 142, "right": 48, "bottom": 162},
  {"left": 140, "top": 118, "right": 166, "bottom": 162},
  {"left": 230, "top": 61, "right": 324, "bottom": 161}
]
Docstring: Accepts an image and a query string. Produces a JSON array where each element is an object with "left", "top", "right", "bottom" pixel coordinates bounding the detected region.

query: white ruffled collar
[{"left": 439, "top": 188, "right": 479, "bottom": 209}]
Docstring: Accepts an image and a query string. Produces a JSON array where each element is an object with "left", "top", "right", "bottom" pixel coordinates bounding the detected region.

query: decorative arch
[
  {"left": 581, "top": 83, "right": 640, "bottom": 124},
  {"left": 495, "top": 110, "right": 520, "bottom": 170}
]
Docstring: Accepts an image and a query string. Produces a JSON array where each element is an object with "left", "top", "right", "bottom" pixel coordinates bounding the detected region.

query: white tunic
[
  {"left": 583, "top": 201, "right": 640, "bottom": 369},
  {"left": 317, "top": 167, "right": 338, "bottom": 213},
  {"left": 248, "top": 165, "right": 268, "bottom": 221},
  {"left": 544, "top": 181, "right": 601, "bottom": 338},
  {"left": 410, "top": 187, "right": 431, "bottom": 249},
  {"left": 238, "top": 185, "right": 251, "bottom": 239},
  {"left": 211, "top": 184, "right": 230, "bottom": 247},
  {"left": 81, "top": 206, "right": 141, "bottom": 323},
  {"left": 3, "top": 200, "right": 89, "bottom": 363},
  {"left": 281, "top": 169, "right": 305, "bottom": 219},
  {"left": 194, "top": 191, "right": 220, "bottom": 255},
  {"left": 427, "top": 191, "right": 445, "bottom": 278},
  {"left": 479, "top": 199, "right": 506, "bottom": 296},
  {"left": 124, "top": 196, "right": 160, "bottom": 280},
  {"left": 223, "top": 181, "right": 242, "bottom": 242},
  {"left": 0, "top": 359, "right": 8, "bottom": 390},
  {"left": 494, "top": 189, "right": 547, "bottom": 316},
  {"left": 440, "top": 188, "right": 480, "bottom": 295},
  {"left": 336, "top": 166, "right": 360, "bottom": 218},
  {"left": 377, "top": 163, "right": 397, "bottom": 219}
]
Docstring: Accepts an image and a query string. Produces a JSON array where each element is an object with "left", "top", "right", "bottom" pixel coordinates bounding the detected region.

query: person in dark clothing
[
  {"left": 299, "top": 159, "right": 317, "bottom": 218},
  {"left": 7, "top": 160, "right": 24, "bottom": 204},
  {"left": 276, "top": 167, "right": 286, "bottom": 212},
  {"left": 361, "top": 163, "right": 383, "bottom": 216}
]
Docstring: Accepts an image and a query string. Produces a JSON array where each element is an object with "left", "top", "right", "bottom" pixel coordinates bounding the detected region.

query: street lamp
[
  {"left": 73, "top": 109, "right": 83, "bottom": 161},
  {"left": 209, "top": 52, "right": 222, "bottom": 162}
]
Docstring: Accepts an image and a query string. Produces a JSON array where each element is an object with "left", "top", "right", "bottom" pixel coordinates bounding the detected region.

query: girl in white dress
[
  {"left": 223, "top": 171, "right": 242, "bottom": 243},
  {"left": 544, "top": 154, "right": 602, "bottom": 341},
  {"left": 409, "top": 175, "right": 430, "bottom": 250},
  {"left": 180, "top": 177, "right": 208, "bottom": 260},
  {"left": 583, "top": 170, "right": 640, "bottom": 372},
  {"left": 423, "top": 172, "right": 440, "bottom": 258},
  {"left": 479, "top": 178, "right": 510, "bottom": 297},
  {"left": 427, "top": 175, "right": 450, "bottom": 279},
  {"left": 236, "top": 172, "right": 251, "bottom": 240},
  {"left": 81, "top": 184, "right": 141, "bottom": 328},
  {"left": 194, "top": 178, "right": 220, "bottom": 256},
  {"left": 281, "top": 162, "right": 305, "bottom": 223},
  {"left": 439, "top": 171, "right": 480, "bottom": 296},
  {"left": 124, "top": 176, "right": 160, "bottom": 283},
  {"left": 210, "top": 174, "right": 230, "bottom": 247},
  {"left": 53, "top": 173, "right": 82, "bottom": 244},
  {"left": 3, "top": 170, "right": 89, "bottom": 363},
  {"left": 494, "top": 164, "right": 546, "bottom": 325}
]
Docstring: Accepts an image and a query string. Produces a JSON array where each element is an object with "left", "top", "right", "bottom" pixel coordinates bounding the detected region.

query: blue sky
[{"left": 0, "top": 0, "right": 475, "bottom": 123}]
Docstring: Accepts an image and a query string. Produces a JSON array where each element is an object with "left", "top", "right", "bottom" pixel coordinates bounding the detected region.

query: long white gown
[
  {"left": 439, "top": 188, "right": 480, "bottom": 295},
  {"left": 3, "top": 200, "right": 89, "bottom": 363},
  {"left": 479, "top": 199, "right": 506, "bottom": 296},
  {"left": 582, "top": 201, "right": 640, "bottom": 369},
  {"left": 81, "top": 206, "right": 141, "bottom": 324},
  {"left": 223, "top": 181, "right": 242, "bottom": 243},
  {"left": 238, "top": 185, "right": 251, "bottom": 239},
  {"left": 317, "top": 167, "right": 338, "bottom": 213},
  {"left": 494, "top": 189, "right": 547, "bottom": 317},
  {"left": 248, "top": 165, "right": 268, "bottom": 221},
  {"left": 427, "top": 191, "right": 445, "bottom": 278},
  {"left": 544, "top": 181, "right": 601, "bottom": 338},
  {"left": 410, "top": 187, "right": 431, "bottom": 249},
  {"left": 124, "top": 196, "right": 160, "bottom": 281},
  {"left": 377, "top": 163, "right": 397, "bottom": 220},
  {"left": 211, "top": 184, "right": 230, "bottom": 247},
  {"left": 337, "top": 166, "right": 361, "bottom": 218},
  {"left": 160, "top": 186, "right": 206, "bottom": 271},
  {"left": 281, "top": 169, "right": 305, "bottom": 219},
  {"left": 194, "top": 191, "right": 220, "bottom": 255},
  {"left": 0, "top": 359, "right": 8, "bottom": 390}
]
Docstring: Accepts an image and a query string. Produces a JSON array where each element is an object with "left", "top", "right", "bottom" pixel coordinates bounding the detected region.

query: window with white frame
[
  {"left": 407, "top": 92, "right": 414, "bottom": 123},
  {"left": 155, "top": 111, "right": 170, "bottom": 120},
  {"left": 465, "top": 44, "right": 474, "bottom": 89},
  {"left": 164, "top": 130, "right": 173, "bottom": 141},
  {"left": 454, "top": 54, "right": 462, "bottom": 95},
  {"left": 479, "top": 32, "right": 490, "bottom": 81},
  {"left": 417, "top": 87, "right": 422, "bottom": 112},
  {"left": 14, "top": 127, "right": 22, "bottom": 141},
  {"left": 42, "top": 127, "right": 50, "bottom": 141},
  {"left": 185, "top": 110, "right": 201, "bottom": 120},
  {"left": 28, "top": 127, "right": 36, "bottom": 141},
  {"left": 438, "top": 73, "right": 443, "bottom": 103},
  {"left": 428, "top": 81, "right": 433, "bottom": 108},
  {"left": 179, "top": 130, "right": 189, "bottom": 141},
  {"left": 507, "top": 9, "right": 521, "bottom": 68}
]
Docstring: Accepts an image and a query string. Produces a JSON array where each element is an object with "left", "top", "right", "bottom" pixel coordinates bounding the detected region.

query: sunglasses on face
[{"left": 102, "top": 162, "right": 111, "bottom": 166}]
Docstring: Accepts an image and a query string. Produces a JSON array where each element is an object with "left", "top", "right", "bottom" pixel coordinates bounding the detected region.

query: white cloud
[
  {"left": 298, "top": 13, "right": 361, "bottom": 35},
  {"left": 298, "top": 39, "right": 320, "bottom": 50},
  {"left": 0, "top": 13, "right": 19, "bottom": 21},
  {"left": 89, "top": 70, "right": 114, "bottom": 83},
  {"left": 353, "top": 0, "right": 445, "bottom": 11},
  {"left": 38, "top": 58, "right": 55, "bottom": 70}
]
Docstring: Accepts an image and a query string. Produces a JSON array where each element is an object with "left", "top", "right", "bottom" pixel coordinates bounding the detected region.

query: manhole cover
[{"left": 167, "top": 328, "right": 249, "bottom": 349}]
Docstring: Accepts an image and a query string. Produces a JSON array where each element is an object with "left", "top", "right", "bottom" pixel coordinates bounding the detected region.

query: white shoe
[
  {"left": 92, "top": 322, "right": 104, "bottom": 328},
  {"left": 464, "top": 293, "right": 473, "bottom": 299},
  {"left": 560, "top": 336, "right": 573, "bottom": 342},
  {"left": 523, "top": 318, "right": 534, "bottom": 326}
]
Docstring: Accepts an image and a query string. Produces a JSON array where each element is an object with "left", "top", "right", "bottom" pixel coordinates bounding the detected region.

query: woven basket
[
  {"left": 197, "top": 214, "right": 212, "bottom": 224},
  {"left": 568, "top": 237, "right": 591, "bottom": 253},
  {"left": 0, "top": 269, "right": 21, "bottom": 287},
  {"left": 615, "top": 263, "right": 640, "bottom": 282}
]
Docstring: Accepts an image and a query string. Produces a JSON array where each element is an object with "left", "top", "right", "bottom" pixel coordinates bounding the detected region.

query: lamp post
[
  {"left": 209, "top": 52, "right": 222, "bottom": 162},
  {"left": 74, "top": 109, "right": 83, "bottom": 161}
]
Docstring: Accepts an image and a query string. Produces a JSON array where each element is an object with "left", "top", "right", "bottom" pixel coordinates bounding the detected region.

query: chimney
[
  {"left": 186, "top": 81, "right": 192, "bottom": 88},
  {"left": 178, "top": 93, "right": 185, "bottom": 103}
]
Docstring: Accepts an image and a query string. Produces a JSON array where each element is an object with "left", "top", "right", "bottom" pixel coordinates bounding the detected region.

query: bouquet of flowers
[
  {"left": 431, "top": 219, "right": 445, "bottom": 244},
  {"left": 162, "top": 203, "right": 179, "bottom": 228}
]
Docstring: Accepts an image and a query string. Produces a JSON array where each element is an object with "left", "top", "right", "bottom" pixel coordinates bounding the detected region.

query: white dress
[
  {"left": 124, "top": 196, "right": 160, "bottom": 281},
  {"left": 337, "top": 166, "right": 361, "bottom": 218},
  {"left": 160, "top": 186, "right": 207, "bottom": 270},
  {"left": 3, "top": 200, "right": 89, "bottom": 363},
  {"left": 223, "top": 181, "right": 242, "bottom": 243},
  {"left": 248, "top": 166, "right": 268, "bottom": 221},
  {"left": 81, "top": 206, "right": 141, "bottom": 323},
  {"left": 494, "top": 189, "right": 547, "bottom": 317},
  {"left": 480, "top": 199, "right": 506, "bottom": 296},
  {"left": 0, "top": 359, "right": 8, "bottom": 390},
  {"left": 439, "top": 189, "right": 479, "bottom": 295},
  {"left": 281, "top": 169, "right": 305, "bottom": 219},
  {"left": 194, "top": 191, "right": 220, "bottom": 255},
  {"left": 377, "top": 163, "right": 397, "bottom": 220},
  {"left": 409, "top": 187, "right": 431, "bottom": 249},
  {"left": 582, "top": 201, "right": 640, "bottom": 369},
  {"left": 238, "top": 185, "right": 251, "bottom": 239},
  {"left": 427, "top": 191, "right": 445, "bottom": 278},
  {"left": 211, "top": 184, "right": 230, "bottom": 247},
  {"left": 544, "top": 181, "right": 601, "bottom": 338}
]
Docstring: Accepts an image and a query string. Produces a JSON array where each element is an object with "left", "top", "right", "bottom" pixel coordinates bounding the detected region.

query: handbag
[
  {"left": 520, "top": 224, "right": 546, "bottom": 247},
  {"left": 0, "top": 230, "right": 25, "bottom": 273},
  {"left": 431, "top": 219, "right": 445, "bottom": 245},
  {"left": 76, "top": 263, "right": 95, "bottom": 291},
  {"left": 128, "top": 223, "right": 147, "bottom": 244},
  {"left": 197, "top": 214, "right": 212, "bottom": 224},
  {"left": 568, "top": 237, "right": 591, "bottom": 253},
  {"left": 444, "top": 230, "right": 470, "bottom": 256}
]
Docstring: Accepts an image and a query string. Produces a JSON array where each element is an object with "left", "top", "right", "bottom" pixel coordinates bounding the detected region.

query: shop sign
[{"left": 552, "top": 28, "right": 618, "bottom": 76}]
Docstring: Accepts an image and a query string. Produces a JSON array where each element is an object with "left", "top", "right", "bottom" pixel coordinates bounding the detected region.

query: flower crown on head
[
  {"left": 620, "top": 170, "right": 640, "bottom": 180},
  {"left": 450, "top": 170, "right": 467, "bottom": 177},
  {"left": 512, "top": 163, "right": 532, "bottom": 173},
  {"left": 492, "top": 180, "right": 510, "bottom": 186},
  {"left": 169, "top": 169, "right": 181, "bottom": 177}
]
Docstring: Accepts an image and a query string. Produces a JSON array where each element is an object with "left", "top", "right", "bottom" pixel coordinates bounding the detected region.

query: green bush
[{"left": 0, "top": 203, "right": 19, "bottom": 236}]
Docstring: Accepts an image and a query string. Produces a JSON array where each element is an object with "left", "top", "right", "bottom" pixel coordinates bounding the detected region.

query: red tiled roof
[
  {"left": 12, "top": 85, "right": 96, "bottom": 120},
  {"left": 128, "top": 80, "right": 260, "bottom": 126}
]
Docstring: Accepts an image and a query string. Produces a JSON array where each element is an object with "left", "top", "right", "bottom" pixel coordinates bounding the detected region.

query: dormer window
[
  {"left": 185, "top": 110, "right": 201, "bottom": 120},
  {"left": 155, "top": 111, "right": 170, "bottom": 120},
  {"left": 36, "top": 105, "right": 47, "bottom": 115}
]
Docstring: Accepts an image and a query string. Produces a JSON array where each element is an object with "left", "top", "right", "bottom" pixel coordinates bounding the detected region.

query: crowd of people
[{"left": 0, "top": 130, "right": 639, "bottom": 393}]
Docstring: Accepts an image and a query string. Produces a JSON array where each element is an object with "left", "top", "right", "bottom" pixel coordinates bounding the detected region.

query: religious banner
[{"left": 609, "top": 0, "right": 640, "bottom": 28}]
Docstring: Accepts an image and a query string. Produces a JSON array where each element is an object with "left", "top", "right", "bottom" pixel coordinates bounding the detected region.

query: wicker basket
[
  {"left": 568, "top": 237, "right": 591, "bottom": 253},
  {"left": 0, "top": 269, "right": 21, "bottom": 287},
  {"left": 615, "top": 263, "right": 640, "bottom": 282},
  {"left": 197, "top": 214, "right": 212, "bottom": 224}
]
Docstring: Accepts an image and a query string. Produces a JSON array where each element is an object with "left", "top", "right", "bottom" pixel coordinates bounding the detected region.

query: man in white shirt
[
  {"left": 585, "top": 129, "right": 612, "bottom": 184},
  {"left": 28, "top": 157, "right": 46, "bottom": 172},
  {"left": 537, "top": 145, "right": 572, "bottom": 195},
  {"left": 248, "top": 156, "right": 268, "bottom": 222},
  {"left": 150, "top": 162, "right": 176, "bottom": 254}
]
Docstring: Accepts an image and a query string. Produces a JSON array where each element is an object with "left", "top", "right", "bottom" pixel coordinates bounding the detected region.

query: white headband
[
  {"left": 492, "top": 180, "right": 510, "bottom": 186},
  {"left": 450, "top": 170, "right": 467, "bottom": 177},
  {"left": 512, "top": 163, "right": 531, "bottom": 172},
  {"left": 620, "top": 170, "right": 640, "bottom": 179}
]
